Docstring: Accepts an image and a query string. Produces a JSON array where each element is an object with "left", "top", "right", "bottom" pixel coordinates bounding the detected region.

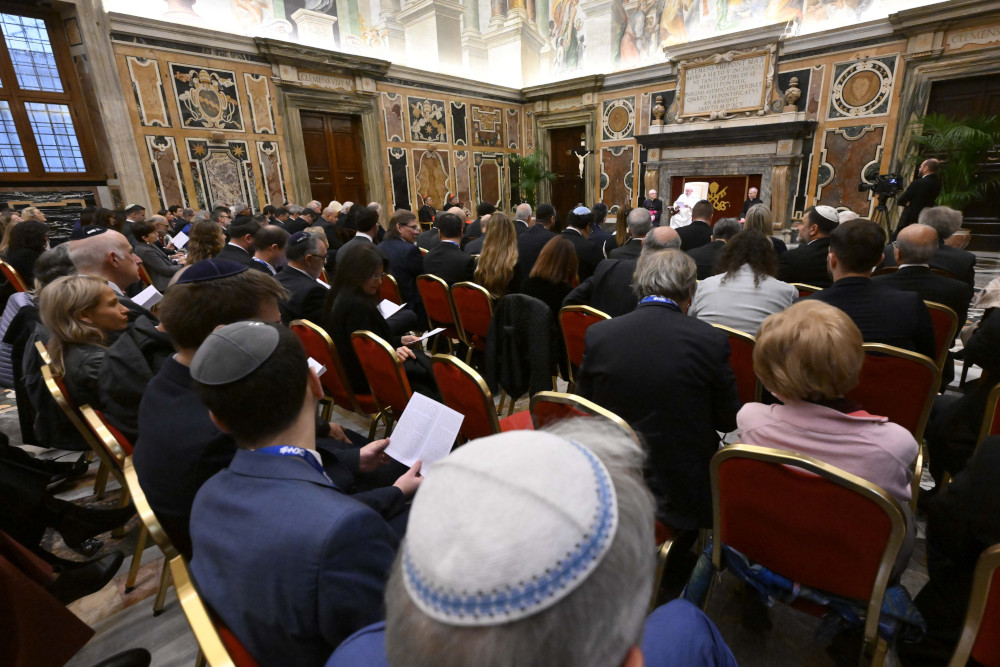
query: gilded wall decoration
[
  {"left": 256, "top": 141, "right": 286, "bottom": 206},
  {"left": 145, "top": 135, "right": 187, "bottom": 208},
  {"left": 471, "top": 105, "right": 504, "bottom": 148},
  {"left": 828, "top": 55, "right": 897, "bottom": 119},
  {"left": 170, "top": 63, "right": 244, "bottom": 131},
  {"left": 388, "top": 147, "right": 411, "bottom": 211},
  {"left": 451, "top": 102, "right": 468, "bottom": 146},
  {"left": 473, "top": 152, "right": 505, "bottom": 206},
  {"left": 599, "top": 145, "right": 634, "bottom": 207},
  {"left": 815, "top": 125, "right": 886, "bottom": 215},
  {"left": 381, "top": 92, "right": 405, "bottom": 142},
  {"left": 243, "top": 73, "right": 276, "bottom": 134},
  {"left": 408, "top": 96, "right": 447, "bottom": 143},
  {"left": 187, "top": 139, "right": 257, "bottom": 210},
  {"left": 505, "top": 109, "right": 520, "bottom": 150},
  {"left": 601, "top": 96, "right": 635, "bottom": 141},
  {"left": 453, "top": 150, "right": 472, "bottom": 211},
  {"left": 413, "top": 148, "right": 450, "bottom": 204},
  {"left": 126, "top": 56, "right": 171, "bottom": 127}
]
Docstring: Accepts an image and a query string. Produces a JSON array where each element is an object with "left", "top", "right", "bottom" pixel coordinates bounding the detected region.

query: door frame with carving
[{"left": 534, "top": 107, "right": 599, "bottom": 207}]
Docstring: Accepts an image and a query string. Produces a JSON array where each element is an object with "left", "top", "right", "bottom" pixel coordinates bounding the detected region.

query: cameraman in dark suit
[{"left": 895, "top": 158, "right": 941, "bottom": 236}]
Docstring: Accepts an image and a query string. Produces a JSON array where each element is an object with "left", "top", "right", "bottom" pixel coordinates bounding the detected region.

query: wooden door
[
  {"left": 301, "top": 112, "right": 367, "bottom": 205},
  {"left": 549, "top": 126, "right": 586, "bottom": 228}
]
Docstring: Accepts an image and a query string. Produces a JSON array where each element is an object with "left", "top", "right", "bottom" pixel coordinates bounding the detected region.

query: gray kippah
[
  {"left": 190, "top": 321, "right": 279, "bottom": 385},
  {"left": 401, "top": 431, "right": 619, "bottom": 626}
]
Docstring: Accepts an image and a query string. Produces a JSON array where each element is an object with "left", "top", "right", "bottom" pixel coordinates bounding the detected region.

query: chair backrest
[
  {"left": 380, "top": 273, "right": 402, "bottom": 305},
  {"left": 351, "top": 330, "right": 412, "bottom": 416},
  {"left": 431, "top": 354, "right": 500, "bottom": 440},
  {"left": 870, "top": 266, "right": 897, "bottom": 277},
  {"left": 122, "top": 456, "right": 178, "bottom": 560},
  {"left": 318, "top": 268, "right": 329, "bottom": 284},
  {"left": 844, "top": 343, "right": 940, "bottom": 442},
  {"left": 80, "top": 405, "right": 132, "bottom": 466},
  {"left": 949, "top": 544, "right": 1000, "bottom": 667},
  {"left": 0, "top": 259, "right": 29, "bottom": 293},
  {"left": 712, "top": 323, "right": 762, "bottom": 405},
  {"left": 924, "top": 300, "right": 959, "bottom": 370},
  {"left": 451, "top": 281, "right": 494, "bottom": 347},
  {"left": 978, "top": 382, "right": 1000, "bottom": 444},
  {"left": 559, "top": 305, "right": 611, "bottom": 382},
  {"left": 289, "top": 319, "right": 360, "bottom": 413},
  {"left": 712, "top": 445, "right": 906, "bottom": 656},
  {"left": 34, "top": 340, "right": 51, "bottom": 366},
  {"left": 790, "top": 283, "right": 822, "bottom": 298},
  {"left": 529, "top": 391, "right": 639, "bottom": 444},
  {"left": 417, "top": 274, "right": 457, "bottom": 329},
  {"left": 137, "top": 263, "right": 153, "bottom": 288}
]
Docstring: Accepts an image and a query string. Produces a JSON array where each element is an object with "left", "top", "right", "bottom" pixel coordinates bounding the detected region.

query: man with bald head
[
  {"left": 563, "top": 226, "right": 681, "bottom": 318},
  {"left": 895, "top": 158, "right": 941, "bottom": 235},
  {"left": 68, "top": 230, "right": 145, "bottom": 311}
]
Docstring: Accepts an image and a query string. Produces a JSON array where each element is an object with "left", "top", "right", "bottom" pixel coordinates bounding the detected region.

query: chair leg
[
  {"left": 93, "top": 461, "right": 109, "bottom": 499},
  {"left": 319, "top": 398, "right": 334, "bottom": 422},
  {"left": 498, "top": 390, "right": 507, "bottom": 416},
  {"left": 126, "top": 525, "right": 148, "bottom": 592},
  {"left": 112, "top": 486, "right": 132, "bottom": 538},
  {"left": 367, "top": 412, "right": 382, "bottom": 440},
  {"left": 465, "top": 346, "right": 473, "bottom": 365},
  {"left": 507, "top": 395, "right": 518, "bottom": 417},
  {"left": 195, "top": 650, "right": 206, "bottom": 667},
  {"left": 650, "top": 538, "right": 675, "bottom": 612},
  {"left": 152, "top": 558, "right": 172, "bottom": 616}
]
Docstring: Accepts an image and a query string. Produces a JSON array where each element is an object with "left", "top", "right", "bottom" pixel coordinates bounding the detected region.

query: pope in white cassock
[{"left": 670, "top": 185, "right": 698, "bottom": 228}]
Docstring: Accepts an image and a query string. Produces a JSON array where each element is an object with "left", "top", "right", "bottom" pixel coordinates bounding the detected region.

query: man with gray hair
[
  {"left": 284, "top": 205, "right": 308, "bottom": 235},
  {"left": 68, "top": 229, "right": 144, "bottom": 304},
  {"left": 578, "top": 249, "right": 739, "bottom": 532},
  {"left": 921, "top": 206, "right": 976, "bottom": 287},
  {"left": 327, "top": 420, "right": 736, "bottom": 667},
  {"left": 609, "top": 207, "right": 652, "bottom": 260},
  {"left": 276, "top": 231, "right": 329, "bottom": 324},
  {"left": 514, "top": 202, "right": 532, "bottom": 236},
  {"left": 564, "top": 226, "right": 680, "bottom": 318}
]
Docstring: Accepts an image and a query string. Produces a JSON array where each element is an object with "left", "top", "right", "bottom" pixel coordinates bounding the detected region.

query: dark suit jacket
[
  {"left": 931, "top": 244, "right": 976, "bottom": 288},
  {"left": 577, "top": 302, "right": 738, "bottom": 529},
  {"left": 190, "top": 449, "right": 398, "bottom": 667},
  {"left": 336, "top": 235, "right": 376, "bottom": 265},
  {"left": 215, "top": 243, "right": 253, "bottom": 267},
  {"left": 422, "top": 241, "right": 475, "bottom": 285},
  {"left": 562, "top": 258, "right": 639, "bottom": 318},
  {"left": 677, "top": 220, "right": 713, "bottom": 252},
  {"left": 3, "top": 248, "right": 40, "bottom": 288},
  {"left": 325, "top": 290, "right": 397, "bottom": 393},
  {"left": 589, "top": 225, "right": 616, "bottom": 258},
  {"left": 741, "top": 197, "right": 763, "bottom": 216},
  {"left": 806, "top": 276, "right": 936, "bottom": 359},
  {"left": 464, "top": 235, "right": 485, "bottom": 256},
  {"left": 562, "top": 228, "right": 602, "bottom": 281},
  {"left": 283, "top": 216, "right": 310, "bottom": 235},
  {"left": 514, "top": 219, "right": 529, "bottom": 237},
  {"left": 687, "top": 240, "right": 725, "bottom": 280},
  {"left": 276, "top": 266, "right": 329, "bottom": 324},
  {"left": 379, "top": 238, "right": 424, "bottom": 308},
  {"left": 610, "top": 238, "right": 642, "bottom": 260},
  {"left": 897, "top": 174, "right": 941, "bottom": 229},
  {"left": 873, "top": 266, "right": 972, "bottom": 332},
  {"left": 416, "top": 228, "right": 441, "bottom": 251},
  {"left": 517, "top": 225, "right": 556, "bottom": 277},
  {"left": 418, "top": 204, "right": 435, "bottom": 223},
  {"left": 777, "top": 236, "right": 833, "bottom": 287}
]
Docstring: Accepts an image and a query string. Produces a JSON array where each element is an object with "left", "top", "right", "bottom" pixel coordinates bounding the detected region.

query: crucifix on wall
[{"left": 568, "top": 133, "right": 593, "bottom": 179}]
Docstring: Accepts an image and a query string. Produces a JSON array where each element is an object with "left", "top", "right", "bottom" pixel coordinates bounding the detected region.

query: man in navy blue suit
[{"left": 189, "top": 321, "right": 422, "bottom": 667}]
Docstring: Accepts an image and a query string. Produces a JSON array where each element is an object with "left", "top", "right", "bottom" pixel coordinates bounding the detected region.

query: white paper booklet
[
  {"left": 378, "top": 299, "right": 406, "bottom": 319},
  {"left": 171, "top": 231, "right": 189, "bottom": 248},
  {"left": 384, "top": 392, "right": 464, "bottom": 470},
  {"left": 133, "top": 284, "right": 163, "bottom": 309}
]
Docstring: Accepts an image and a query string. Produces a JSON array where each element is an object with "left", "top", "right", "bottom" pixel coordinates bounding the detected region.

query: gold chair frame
[
  {"left": 120, "top": 455, "right": 176, "bottom": 614},
  {"left": 351, "top": 330, "right": 412, "bottom": 433},
  {"left": 709, "top": 445, "right": 907, "bottom": 666},
  {"left": 924, "top": 300, "right": 959, "bottom": 371},
  {"left": 381, "top": 273, "right": 402, "bottom": 305},
  {"left": 978, "top": 382, "right": 1000, "bottom": 445},
  {"left": 430, "top": 353, "right": 502, "bottom": 438},
  {"left": 854, "top": 343, "right": 940, "bottom": 444},
  {"left": 416, "top": 273, "right": 459, "bottom": 354},
  {"left": 137, "top": 264, "right": 153, "bottom": 288},
  {"left": 711, "top": 323, "right": 763, "bottom": 404},
  {"left": 450, "top": 281, "right": 494, "bottom": 364},
  {"left": 790, "top": 283, "right": 823, "bottom": 298},
  {"left": 34, "top": 340, "right": 52, "bottom": 365},
  {"left": 558, "top": 305, "right": 611, "bottom": 390},
  {"left": 0, "top": 258, "right": 30, "bottom": 292},
  {"left": 169, "top": 556, "right": 237, "bottom": 667},
  {"left": 948, "top": 543, "right": 1000, "bottom": 667},
  {"left": 529, "top": 390, "right": 639, "bottom": 445}
]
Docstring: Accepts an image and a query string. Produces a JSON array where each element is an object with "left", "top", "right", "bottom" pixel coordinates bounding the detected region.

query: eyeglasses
[
  {"left": 404, "top": 225, "right": 419, "bottom": 231},
  {"left": 369, "top": 273, "right": 385, "bottom": 281}
]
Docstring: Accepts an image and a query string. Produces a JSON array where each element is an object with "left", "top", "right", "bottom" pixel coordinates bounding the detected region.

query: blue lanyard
[
  {"left": 255, "top": 445, "right": 332, "bottom": 484},
  {"left": 640, "top": 295, "right": 682, "bottom": 312}
]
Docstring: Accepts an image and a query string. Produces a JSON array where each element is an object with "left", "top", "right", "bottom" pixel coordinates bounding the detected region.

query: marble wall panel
[
  {"left": 381, "top": 92, "right": 406, "bottom": 142},
  {"left": 474, "top": 152, "right": 504, "bottom": 206},
  {"left": 451, "top": 102, "right": 468, "bottom": 146},
  {"left": 408, "top": 96, "right": 448, "bottom": 143},
  {"left": 828, "top": 55, "right": 898, "bottom": 119},
  {"left": 471, "top": 105, "right": 504, "bottom": 148},
  {"left": 243, "top": 73, "right": 276, "bottom": 134},
  {"left": 145, "top": 134, "right": 188, "bottom": 209},
  {"left": 388, "top": 147, "right": 411, "bottom": 211},
  {"left": 0, "top": 190, "right": 96, "bottom": 245},
  {"left": 507, "top": 154, "right": 522, "bottom": 206},
  {"left": 453, "top": 150, "right": 472, "bottom": 210},
  {"left": 602, "top": 96, "right": 635, "bottom": 141},
  {"left": 524, "top": 110, "right": 535, "bottom": 151},
  {"left": 125, "top": 56, "right": 171, "bottom": 127},
  {"left": 257, "top": 140, "right": 286, "bottom": 206},
  {"left": 187, "top": 139, "right": 257, "bottom": 210},
  {"left": 506, "top": 109, "right": 520, "bottom": 150},
  {"left": 816, "top": 125, "right": 886, "bottom": 215},
  {"left": 413, "top": 148, "right": 450, "bottom": 204},
  {"left": 600, "top": 145, "right": 635, "bottom": 207},
  {"left": 170, "top": 63, "right": 244, "bottom": 131}
]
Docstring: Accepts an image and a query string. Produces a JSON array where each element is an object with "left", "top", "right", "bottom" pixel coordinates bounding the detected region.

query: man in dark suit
[
  {"left": 283, "top": 205, "right": 310, "bottom": 235},
  {"left": 676, "top": 200, "right": 714, "bottom": 252},
  {"left": 379, "top": 210, "right": 424, "bottom": 317},
  {"left": 215, "top": 216, "right": 259, "bottom": 266},
  {"left": 276, "top": 231, "right": 329, "bottom": 324},
  {"left": 777, "top": 205, "right": 840, "bottom": 288},
  {"left": 564, "top": 226, "right": 680, "bottom": 318},
  {"left": 588, "top": 203, "right": 616, "bottom": 258},
  {"left": 462, "top": 202, "right": 496, "bottom": 247},
  {"left": 687, "top": 217, "right": 740, "bottom": 280},
  {"left": 513, "top": 203, "right": 531, "bottom": 237},
  {"left": 250, "top": 225, "right": 289, "bottom": 276},
  {"left": 740, "top": 187, "right": 762, "bottom": 218},
  {"left": 806, "top": 219, "right": 936, "bottom": 359},
  {"left": 577, "top": 249, "right": 738, "bottom": 530},
  {"left": 895, "top": 158, "right": 941, "bottom": 235},
  {"left": 608, "top": 208, "right": 651, "bottom": 260},
  {"left": 336, "top": 206, "right": 380, "bottom": 264},
  {"left": 922, "top": 206, "right": 977, "bottom": 288},
  {"left": 641, "top": 189, "right": 663, "bottom": 227},
  {"left": 418, "top": 195, "right": 435, "bottom": 228},
  {"left": 561, "top": 207, "right": 604, "bottom": 281},
  {"left": 422, "top": 213, "right": 476, "bottom": 285},
  {"left": 517, "top": 203, "right": 556, "bottom": 276},
  {"left": 189, "top": 322, "right": 421, "bottom": 667}
]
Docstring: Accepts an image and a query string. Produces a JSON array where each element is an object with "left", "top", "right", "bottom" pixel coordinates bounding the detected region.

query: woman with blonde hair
[
  {"left": 474, "top": 212, "right": 520, "bottom": 298},
  {"left": 39, "top": 274, "right": 129, "bottom": 409},
  {"left": 185, "top": 220, "right": 226, "bottom": 263},
  {"left": 743, "top": 203, "right": 787, "bottom": 254}
]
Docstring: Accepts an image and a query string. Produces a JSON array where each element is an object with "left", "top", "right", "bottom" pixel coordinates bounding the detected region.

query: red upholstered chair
[
  {"left": 924, "top": 300, "right": 959, "bottom": 371},
  {"left": 0, "top": 259, "right": 29, "bottom": 293},
  {"left": 137, "top": 264, "right": 153, "bottom": 288},
  {"left": 709, "top": 445, "right": 907, "bottom": 665},
  {"left": 529, "top": 391, "right": 639, "bottom": 444},
  {"left": 351, "top": 330, "right": 413, "bottom": 432},
  {"left": 948, "top": 544, "right": 1000, "bottom": 667},
  {"left": 431, "top": 354, "right": 532, "bottom": 440},
  {"left": 451, "top": 282, "right": 494, "bottom": 364},
  {"left": 290, "top": 320, "right": 384, "bottom": 439},
  {"left": 416, "top": 274, "right": 460, "bottom": 353},
  {"left": 712, "top": 324, "right": 762, "bottom": 406},
  {"left": 844, "top": 343, "right": 940, "bottom": 443},
  {"left": 790, "top": 283, "right": 822, "bottom": 298},
  {"left": 558, "top": 305, "right": 610, "bottom": 391},
  {"left": 978, "top": 382, "right": 1000, "bottom": 444},
  {"left": 380, "top": 273, "right": 402, "bottom": 305}
]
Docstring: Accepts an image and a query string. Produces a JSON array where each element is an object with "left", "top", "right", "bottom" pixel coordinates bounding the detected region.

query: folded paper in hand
[
  {"left": 384, "top": 392, "right": 464, "bottom": 470},
  {"left": 171, "top": 231, "right": 189, "bottom": 248},
  {"left": 378, "top": 299, "right": 406, "bottom": 319},
  {"left": 133, "top": 285, "right": 163, "bottom": 309}
]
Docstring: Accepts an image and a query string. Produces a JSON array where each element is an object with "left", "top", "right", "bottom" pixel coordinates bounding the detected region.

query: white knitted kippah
[
  {"left": 402, "top": 431, "right": 619, "bottom": 626},
  {"left": 813, "top": 205, "right": 840, "bottom": 226}
]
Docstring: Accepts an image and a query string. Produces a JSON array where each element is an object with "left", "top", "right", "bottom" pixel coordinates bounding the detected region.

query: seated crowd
[{"left": 1, "top": 191, "right": 994, "bottom": 667}]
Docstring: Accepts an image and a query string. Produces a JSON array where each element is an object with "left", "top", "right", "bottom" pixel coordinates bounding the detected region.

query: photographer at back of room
[{"left": 894, "top": 158, "right": 941, "bottom": 238}]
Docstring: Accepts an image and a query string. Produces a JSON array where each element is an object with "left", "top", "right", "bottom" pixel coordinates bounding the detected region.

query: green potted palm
[
  {"left": 907, "top": 113, "right": 1000, "bottom": 209},
  {"left": 510, "top": 150, "right": 556, "bottom": 208}
]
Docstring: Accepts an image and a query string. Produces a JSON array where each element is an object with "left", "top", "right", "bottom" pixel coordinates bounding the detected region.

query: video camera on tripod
[{"left": 858, "top": 173, "right": 904, "bottom": 198}]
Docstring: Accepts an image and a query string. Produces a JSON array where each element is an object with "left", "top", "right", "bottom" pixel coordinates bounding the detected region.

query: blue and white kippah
[
  {"left": 572, "top": 206, "right": 591, "bottom": 215},
  {"left": 401, "top": 431, "right": 619, "bottom": 626}
]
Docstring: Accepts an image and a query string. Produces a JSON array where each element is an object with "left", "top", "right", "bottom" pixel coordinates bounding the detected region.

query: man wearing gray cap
[
  {"left": 777, "top": 205, "right": 840, "bottom": 288},
  {"left": 189, "top": 321, "right": 422, "bottom": 667},
  {"left": 327, "top": 420, "right": 736, "bottom": 667}
]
